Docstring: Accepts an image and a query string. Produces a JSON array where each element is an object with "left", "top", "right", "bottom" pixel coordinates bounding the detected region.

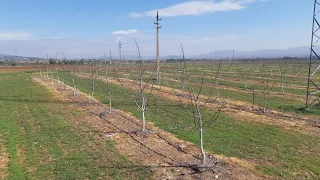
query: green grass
[
  {"left": 0, "top": 72, "right": 151, "bottom": 180},
  {"left": 96, "top": 70, "right": 309, "bottom": 114},
  {"left": 57, "top": 71, "right": 320, "bottom": 179}
]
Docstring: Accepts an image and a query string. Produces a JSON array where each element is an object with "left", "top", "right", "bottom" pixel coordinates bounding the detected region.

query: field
[{"left": 1, "top": 59, "right": 320, "bottom": 179}]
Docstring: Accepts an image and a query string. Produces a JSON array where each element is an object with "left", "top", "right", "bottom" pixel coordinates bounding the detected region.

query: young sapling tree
[{"left": 176, "top": 43, "right": 221, "bottom": 165}]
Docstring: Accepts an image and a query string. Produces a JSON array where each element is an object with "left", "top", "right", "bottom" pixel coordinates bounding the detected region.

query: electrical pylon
[{"left": 306, "top": 0, "right": 320, "bottom": 108}]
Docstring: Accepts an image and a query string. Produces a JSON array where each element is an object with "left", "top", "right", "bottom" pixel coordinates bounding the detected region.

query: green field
[
  {"left": 0, "top": 72, "right": 151, "bottom": 179},
  {"left": 1, "top": 59, "right": 320, "bottom": 179}
]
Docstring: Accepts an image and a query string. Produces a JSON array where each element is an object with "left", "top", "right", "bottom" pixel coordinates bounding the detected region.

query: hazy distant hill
[
  {"left": 0, "top": 54, "right": 40, "bottom": 61},
  {"left": 196, "top": 46, "right": 316, "bottom": 59},
  {"left": 1, "top": 45, "right": 317, "bottom": 61}
]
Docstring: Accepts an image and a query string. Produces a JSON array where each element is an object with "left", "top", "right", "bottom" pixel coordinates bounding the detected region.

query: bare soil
[
  {"left": 0, "top": 137, "right": 9, "bottom": 179},
  {"left": 34, "top": 76, "right": 270, "bottom": 180},
  {"left": 0, "top": 66, "right": 38, "bottom": 73}
]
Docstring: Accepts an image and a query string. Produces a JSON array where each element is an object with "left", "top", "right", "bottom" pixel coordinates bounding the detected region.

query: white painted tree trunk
[
  {"left": 216, "top": 80, "right": 220, "bottom": 98},
  {"left": 245, "top": 69, "right": 249, "bottom": 89},
  {"left": 141, "top": 94, "right": 146, "bottom": 132},
  {"left": 199, "top": 124, "right": 206, "bottom": 165},
  {"left": 263, "top": 91, "right": 267, "bottom": 113},
  {"left": 108, "top": 93, "right": 112, "bottom": 114},
  {"left": 72, "top": 78, "right": 76, "bottom": 96},
  {"left": 281, "top": 73, "right": 285, "bottom": 94},
  {"left": 46, "top": 65, "right": 49, "bottom": 79},
  {"left": 90, "top": 75, "right": 95, "bottom": 103},
  {"left": 196, "top": 105, "right": 206, "bottom": 165},
  {"left": 56, "top": 70, "right": 60, "bottom": 86},
  {"left": 252, "top": 90, "right": 255, "bottom": 109},
  {"left": 63, "top": 79, "right": 66, "bottom": 90}
]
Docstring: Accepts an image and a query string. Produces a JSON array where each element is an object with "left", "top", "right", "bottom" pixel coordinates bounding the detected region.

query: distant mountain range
[
  {"left": 195, "top": 46, "right": 316, "bottom": 59},
  {"left": 0, "top": 45, "right": 316, "bottom": 61},
  {"left": 0, "top": 54, "right": 40, "bottom": 61},
  {"left": 112, "top": 46, "right": 315, "bottom": 60}
]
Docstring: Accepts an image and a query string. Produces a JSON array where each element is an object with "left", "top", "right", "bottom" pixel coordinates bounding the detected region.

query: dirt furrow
[{"left": 0, "top": 137, "right": 9, "bottom": 179}]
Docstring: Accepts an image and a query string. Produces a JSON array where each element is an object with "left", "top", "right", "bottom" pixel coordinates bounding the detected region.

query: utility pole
[
  {"left": 232, "top": 50, "right": 235, "bottom": 61},
  {"left": 15, "top": 46, "right": 18, "bottom": 65},
  {"left": 154, "top": 11, "right": 161, "bottom": 82},
  {"left": 119, "top": 41, "right": 122, "bottom": 61},
  {"left": 232, "top": 50, "right": 235, "bottom": 75}
]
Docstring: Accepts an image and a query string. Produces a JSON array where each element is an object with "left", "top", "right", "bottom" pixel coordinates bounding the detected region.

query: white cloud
[
  {"left": 111, "top": 29, "right": 138, "bottom": 35},
  {"left": 129, "top": 0, "right": 258, "bottom": 18},
  {"left": 0, "top": 32, "right": 31, "bottom": 40}
]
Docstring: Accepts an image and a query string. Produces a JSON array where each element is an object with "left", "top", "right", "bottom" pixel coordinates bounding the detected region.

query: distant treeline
[{"left": 0, "top": 56, "right": 312, "bottom": 66}]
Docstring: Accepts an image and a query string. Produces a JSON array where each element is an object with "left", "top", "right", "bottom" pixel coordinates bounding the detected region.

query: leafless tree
[
  {"left": 38, "top": 64, "right": 42, "bottom": 77},
  {"left": 279, "top": 61, "right": 287, "bottom": 94},
  {"left": 63, "top": 52, "right": 77, "bottom": 96},
  {"left": 252, "top": 89, "right": 256, "bottom": 109},
  {"left": 46, "top": 53, "right": 49, "bottom": 79},
  {"left": 55, "top": 67, "right": 60, "bottom": 86},
  {"left": 131, "top": 39, "right": 156, "bottom": 132},
  {"left": 175, "top": 43, "right": 221, "bottom": 165},
  {"left": 180, "top": 43, "right": 187, "bottom": 93},
  {"left": 244, "top": 68, "right": 249, "bottom": 89},
  {"left": 89, "top": 59, "right": 97, "bottom": 103},
  {"left": 105, "top": 50, "right": 114, "bottom": 114},
  {"left": 215, "top": 61, "right": 222, "bottom": 98},
  {"left": 261, "top": 63, "right": 275, "bottom": 113}
]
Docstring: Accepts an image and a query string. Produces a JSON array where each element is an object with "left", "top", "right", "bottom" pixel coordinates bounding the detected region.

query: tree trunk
[
  {"left": 263, "top": 91, "right": 267, "bottom": 113},
  {"left": 63, "top": 79, "right": 66, "bottom": 90},
  {"left": 200, "top": 124, "right": 206, "bottom": 165},
  {"left": 196, "top": 104, "right": 206, "bottom": 165},
  {"left": 281, "top": 73, "right": 284, "bottom": 94},
  {"left": 141, "top": 94, "right": 146, "bottom": 132},
  {"left": 216, "top": 80, "right": 219, "bottom": 98},
  {"left": 90, "top": 75, "right": 95, "bottom": 103},
  {"left": 252, "top": 90, "right": 255, "bottom": 109},
  {"left": 72, "top": 78, "right": 76, "bottom": 96},
  {"left": 56, "top": 71, "right": 60, "bottom": 86},
  {"left": 108, "top": 94, "right": 112, "bottom": 114},
  {"left": 244, "top": 74, "right": 247, "bottom": 89},
  {"left": 46, "top": 65, "right": 49, "bottom": 78}
]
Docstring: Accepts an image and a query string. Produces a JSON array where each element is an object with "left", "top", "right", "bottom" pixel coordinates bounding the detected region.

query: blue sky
[{"left": 0, "top": 0, "right": 315, "bottom": 58}]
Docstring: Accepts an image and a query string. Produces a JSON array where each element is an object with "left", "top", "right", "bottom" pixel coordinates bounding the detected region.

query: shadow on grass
[
  {"left": 278, "top": 105, "right": 320, "bottom": 115},
  {"left": 98, "top": 164, "right": 217, "bottom": 174},
  {"left": 0, "top": 96, "right": 72, "bottom": 105}
]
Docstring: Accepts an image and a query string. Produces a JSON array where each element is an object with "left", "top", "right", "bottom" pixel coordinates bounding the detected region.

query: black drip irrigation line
[
  {"left": 39, "top": 77, "right": 224, "bottom": 172},
  {"left": 111, "top": 110, "right": 202, "bottom": 160},
  {"left": 93, "top": 111, "right": 180, "bottom": 165}
]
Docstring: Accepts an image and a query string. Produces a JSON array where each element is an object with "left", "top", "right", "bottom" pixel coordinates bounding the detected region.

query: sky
[{"left": 0, "top": 0, "right": 315, "bottom": 58}]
